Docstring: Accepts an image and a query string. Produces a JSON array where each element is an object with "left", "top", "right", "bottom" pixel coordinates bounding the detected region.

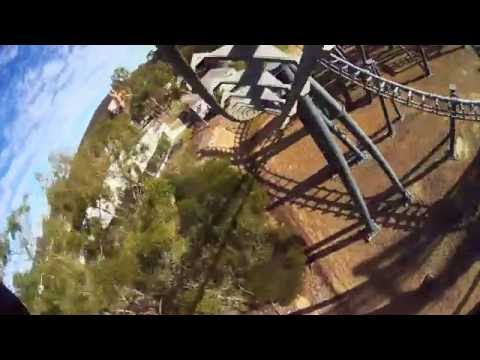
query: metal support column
[
  {"left": 279, "top": 64, "right": 366, "bottom": 162},
  {"left": 391, "top": 98, "right": 404, "bottom": 122},
  {"left": 337, "top": 78, "right": 354, "bottom": 109},
  {"left": 357, "top": 45, "right": 372, "bottom": 104},
  {"left": 358, "top": 45, "right": 369, "bottom": 64},
  {"left": 334, "top": 45, "right": 348, "bottom": 59},
  {"left": 274, "top": 45, "right": 323, "bottom": 130},
  {"left": 448, "top": 84, "right": 458, "bottom": 160},
  {"left": 417, "top": 45, "right": 432, "bottom": 77},
  {"left": 399, "top": 45, "right": 416, "bottom": 63},
  {"left": 286, "top": 64, "right": 413, "bottom": 204},
  {"left": 323, "top": 118, "right": 369, "bottom": 162},
  {"left": 379, "top": 95, "right": 394, "bottom": 136},
  {"left": 300, "top": 95, "right": 380, "bottom": 239},
  {"left": 367, "top": 59, "right": 394, "bottom": 136}
]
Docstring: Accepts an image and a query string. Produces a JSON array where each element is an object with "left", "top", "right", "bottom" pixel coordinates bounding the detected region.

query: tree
[
  {"left": 46, "top": 113, "right": 141, "bottom": 229},
  {"left": 0, "top": 234, "right": 10, "bottom": 269},
  {"left": 124, "top": 62, "right": 182, "bottom": 123},
  {"left": 111, "top": 67, "right": 131, "bottom": 86},
  {"left": 5, "top": 194, "right": 30, "bottom": 239},
  {"left": 10, "top": 56, "right": 307, "bottom": 314},
  {"left": 0, "top": 195, "right": 33, "bottom": 279}
]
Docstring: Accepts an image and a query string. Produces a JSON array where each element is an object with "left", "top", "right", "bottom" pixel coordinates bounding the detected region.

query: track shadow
[
  {"left": 306, "top": 226, "right": 366, "bottom": 264},
  {"left": 197, "top": 104, "right": 457, "bottom": 313},
  {"left": 248, "top": 127, "right": 308, "bottom": 163},
  {"left": 453, "top": 269, "right": 480, "bottom": 314},
  {"left": 424, "top": 45, "right": 464, "bottom": 61},
  {"left": 200, "top": 112, "right": 446, "bottom": 251},
  {"left": 260, "top": 126, "right": 448, "bottom": 228},
  {"left": 401, "top": 134, "right": 450, "bottom": 187},
  {"left": 292, "top": 143, "right": 480, "bottom": 315},
  {"left": 366, "top": 215, "right": 480, "bottom": 315}
]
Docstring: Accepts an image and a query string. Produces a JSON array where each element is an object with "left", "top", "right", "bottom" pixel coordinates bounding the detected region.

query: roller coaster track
[
  {"left": 159, "top": 45, "right": 470, "bottom": 239},
  {"left": 319, "top": 52, "right": 480, "bottom": 121},
  {"left": 225, "top": 100, "right": 262, "bottom": 121}
]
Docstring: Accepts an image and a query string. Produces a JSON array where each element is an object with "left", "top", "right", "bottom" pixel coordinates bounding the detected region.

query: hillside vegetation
[{"left": 4, "top": 51, "right": 305, "bottom": 314}]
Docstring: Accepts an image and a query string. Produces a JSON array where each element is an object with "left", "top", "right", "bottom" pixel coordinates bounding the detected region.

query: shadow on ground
[
  {"left": 290, "top": 144, "right": 480, "bottom": 315},
  {"left": 198, "top": 103, "right": 480, "bottom": 315}
]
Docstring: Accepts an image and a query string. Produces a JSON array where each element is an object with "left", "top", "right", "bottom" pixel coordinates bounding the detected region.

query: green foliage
[
  {"left": 177, "top": 45, "right": 221, "bottom": 63},
  {"left": 1, "top": 195, "right": 33, "bottom": 272},
  {"left": 161, "top": 154, "right": 305, "bottom": 313},
  {"left": 85, "top": 112, "right": 140, "bottom": 159},
  {"left": 38, "top": 255, "right": 102, "bottom": 314},
  {"left": 12, "top": 269, "right": 41, "bottom": 310},
  {"left": 47, "top": 113, "right": 140, "bottom": 228},
  {"left": 42, "top": 217, "right": 86, "bottom": 255},
  {"left": 0, "top": 234, "right": 9, "bottom": 268},
  {"left": 167, "top": 100, "right": 187, "bottom": 119},
  {"left": 176, "top": 287, "right": 226, "bottom": 315},
  {"left": 231, "top": 60, "right": 247, "bottom": 71},
  {"left": 274, "top": 45, "right": 290, "bottom": 52},
  {"left": 124, "top": 62, "right": 181, "bottom": 122},
  {"left": 5, "top": 194, "right": 30, "bottom": 240},
  {"left": 146, "top": 133, "right": 171, "bottom": 174},
  {"left": 111, "top": 67, "right": 131, "bottom": 88},
  {"left": 245, "top": 234, "right": 306, "bottom": 306},
  {"left": 13, "top": 120, "right": 305, "bottom": 314}
]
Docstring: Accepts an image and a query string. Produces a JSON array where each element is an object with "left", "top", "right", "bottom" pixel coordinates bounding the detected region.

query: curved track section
[{"left": 320, "top": 52, "right": 480, "bottom": 121}]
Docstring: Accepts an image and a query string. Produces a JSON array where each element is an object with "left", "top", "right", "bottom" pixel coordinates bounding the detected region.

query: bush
[
  {"left": 15, "top": 137, "right": 306, "bottom": 314},
  {"left": 146, "top": 134, "right": 171, "bottom": 174},
  {"left": 245, "top": 235, "right": 306, "bottom": 306},
  {"left": 125, "top": 62, "right": 179, "bottom": 122}
]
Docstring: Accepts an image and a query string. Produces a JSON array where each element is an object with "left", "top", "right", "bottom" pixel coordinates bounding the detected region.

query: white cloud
[
  {"left": 0, "top": 45, "right": 19, "bottom": 66},
  {"left": 0, "top": 45, "right": 154, "bottom": 287}
]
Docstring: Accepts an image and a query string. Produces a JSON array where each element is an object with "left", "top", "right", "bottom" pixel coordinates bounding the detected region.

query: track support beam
[
  {"left": 418, "top": 45, "right": 432, "bottom": 77},
  {"left": 274, "top": 45, "right": 322, "bottom": 130},
  {"left": 286, "top": 64, "right": 413, "bottom": 205},
  {"left": 367, "top": 59, "right": 395, "bottom": 136},
  {"left": 357, "top": 45, "right": 373, "bottom": 104},
  {"left": 300, "top": 95, "right": 380, "bottom": 239},
  {"left": 449, "top": 84, "right": 458, "bottom": 160}
]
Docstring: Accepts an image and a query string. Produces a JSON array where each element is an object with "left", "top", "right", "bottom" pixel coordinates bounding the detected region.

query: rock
[{"left": 294, "top": 295, "right": 311, "bottom": 309}]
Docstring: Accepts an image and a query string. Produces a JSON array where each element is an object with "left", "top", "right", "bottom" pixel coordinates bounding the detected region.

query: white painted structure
[{"left": 85, "top": 117, "right": 187, "bottom": 229}]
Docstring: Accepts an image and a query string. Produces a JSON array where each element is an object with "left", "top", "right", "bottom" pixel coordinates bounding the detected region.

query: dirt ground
[{"left": 197, "top": 46, "right": 480, "bottom": 315}]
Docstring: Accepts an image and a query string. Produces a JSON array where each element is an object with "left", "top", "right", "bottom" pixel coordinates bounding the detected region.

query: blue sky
[{"left": 0, "top": 45, "right": 154, "bottom": 287}]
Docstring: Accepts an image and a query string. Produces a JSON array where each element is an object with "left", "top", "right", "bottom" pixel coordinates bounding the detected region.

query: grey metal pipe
[
  {"left": 157, "top": 45, "right": 238, "bottom": 122},
  {"left": 286, "top": 64, "right": 412, "bottom": 204},
  {"left": 357, "top": 46, "right": 372, "bottom": 104},
  {"left": 299, "top": 95, "right": 380, "bottom": 238},
  {"left": 279, "top": 63, "right": 379, "bottom": 237},
  {"left": 379, "top": 90, "right": 395, "bottom": 136},
  {"left": 449, "top": 84, "right": 458, "bottom": 160},
  {"left": 279, "top": 64, "right": 367, "bottom": 161},
  {"left": 274, "top": 45, "right": 323, "bottom": 128},
  {"left": 418, "top": 46, "right": 432, "bottom": 77},
  {"left": 391, "top": 98, "right": 403, "bottom": 121},
  {"left": 325, "top": 120, "right": 369, "bottom": 162},
  {"left": 368, "top": 59, "right": 395, "bottom": 135}
]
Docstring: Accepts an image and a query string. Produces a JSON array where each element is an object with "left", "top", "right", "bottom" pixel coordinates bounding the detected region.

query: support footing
[
  {"left": 366, "top": 222, "right": 381, "bottom": 243},
  {"left": 359, "top": 150, "right": 371, "bottom": 162},
  {"left": 403, "top": 190, "right": 415, "bottom": 207}
]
